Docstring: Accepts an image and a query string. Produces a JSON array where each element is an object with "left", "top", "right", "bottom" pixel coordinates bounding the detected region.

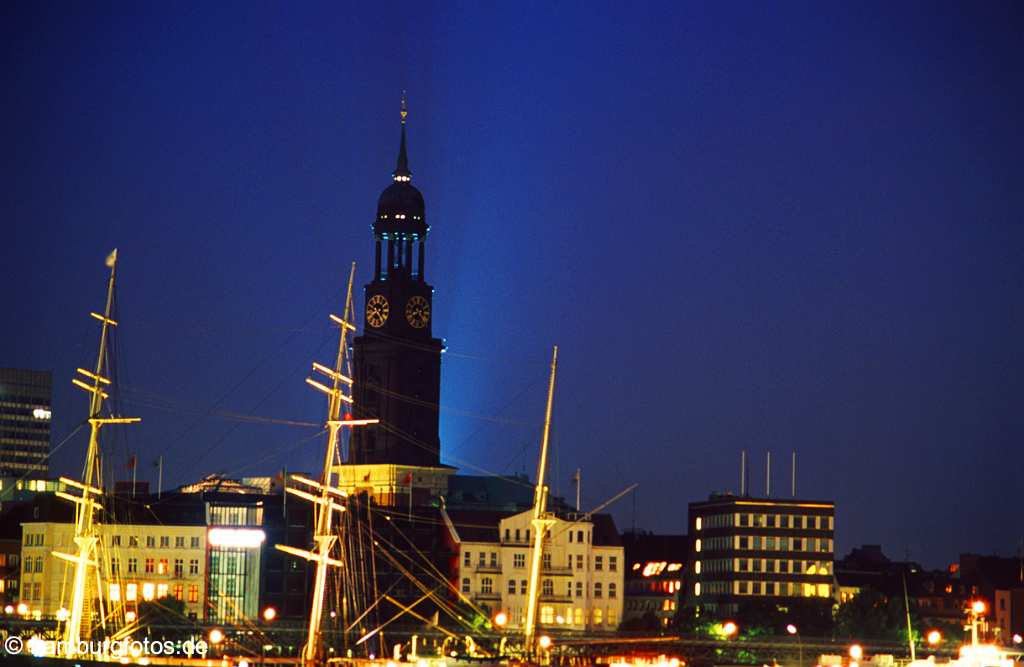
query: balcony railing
[
  {"left": 540, "top": 592, "right": 573, "bottom": 603},
  {"left": 541, "top": 564, "right": 573, "bottom": 576},
  {"left": 474, "top": 563, "right": 502, "bottom": 574}
]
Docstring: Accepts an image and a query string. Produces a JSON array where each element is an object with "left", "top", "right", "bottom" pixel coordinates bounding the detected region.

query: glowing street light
[
  {"left": 927, "top": 630, "right": 942, "bottom": 646},
  {"left": 493, "top": 611, "right": 508, "bottom": 627},
  {"left": 849, "top": 644, "right": 864, "bottom": 661},
  {"left": 209, "top": 628, "right": 224, "bottom": 645},
  {"left": 263, "top": 606, "right": 277, "bottom": 622},
  {"left": 971, "top": 600, "right": 986, "bottom": 615},
  {"left": 786, "top": 624, "right": 798, "bottom": 635},
  {"left": 722, "top": 621, "right": 739, "bottom": 637},
  {"left": 538, "top": 635, "right": 552, "bottom": 650},
  {"left": 1012, "top": 634, "right": 1022, "bottom": 645}
]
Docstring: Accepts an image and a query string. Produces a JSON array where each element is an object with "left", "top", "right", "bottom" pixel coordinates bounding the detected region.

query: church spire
[{"left": 393, "top": 91, "right": 411, "bottom": 182}]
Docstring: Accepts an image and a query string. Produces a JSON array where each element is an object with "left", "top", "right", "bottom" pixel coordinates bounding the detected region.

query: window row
[
  {"left": 109, "top": 535, "right": 201, "bottom": 549},
  {"left": 736, "top": 558, "right": 831, "bottom": 575},
  {"left": 110, "top": 557, "right": 201, "bottom": 577},
  {"left": 462, "top": 550, "right": 617, "bottom": 572},
  {"left": 461, "top": 577, "right": 617, "bottom": 599},
  {"left": 733, "top": 580, "right": 832, "bottom": 598},
  {"left": 695, "top": 536, "right": 833, "bottom": 553},
  {"left": 109, "top": 581, "right": 201, "bottom": 603},
  {"left": 738, "top": 513, "right": 833, "bottom": 530},
  {"left": 539, "top": 604, "right": 617, "bottom": 626}
]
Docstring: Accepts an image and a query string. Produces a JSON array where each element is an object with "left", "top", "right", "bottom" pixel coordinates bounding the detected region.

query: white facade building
[{"left": 443, "top": 508, "right": 624, "bottom": 633}]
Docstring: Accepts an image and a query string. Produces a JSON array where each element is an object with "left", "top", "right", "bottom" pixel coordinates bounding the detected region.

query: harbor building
[
  {"left": 0, "top": 368, "right": 52, "bottom": 477},
  {"left": 443, "top": 507, "right": 625, "bottom": 632},
  {"left": 686, "top": 493, "right": 835, "bottom": 616},
  {"left": 620, "top": 532, "right": 689, "bottom": 629}
]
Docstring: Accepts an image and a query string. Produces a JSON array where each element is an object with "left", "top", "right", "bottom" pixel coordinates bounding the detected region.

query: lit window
[
  {"left": 187, "top": 584, "right": 199, "bottom": 603},
  {"left": 461, "top": 578, "right": 470, "bottom": 594},
  {"left": 126, "top": 583, "right": 137, "bottom": 601},
  {"left": 109, "top": 583, "right": 121, "bottom": 601},
  {"left": 695, "top": 517, "right": 702, "bottom": 531},
  {"left": 694, "top": 561, "right": 701, "bottom": 574},
  {"left": 142, "top": 582, "right": 155, "bottom": 601},
  {"left": 694, "top": 539, "right": 701, "bottom": 553},
  {"left": 541, "top": 606, "right": 554, "bottom": 624},
  {"left": 157, "top": 583, "right": 168, "bottom": 598},
  {"left": 593, "top": 607, "right": 603, "bottom": 624}
]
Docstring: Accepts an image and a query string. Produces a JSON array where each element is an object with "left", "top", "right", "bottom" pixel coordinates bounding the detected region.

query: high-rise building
[
  {"left": 0, "top": 368, "right": 52, "bottom": 477},
  {"left": 686, "top": 493, "right": 835, "bottom": 616}
]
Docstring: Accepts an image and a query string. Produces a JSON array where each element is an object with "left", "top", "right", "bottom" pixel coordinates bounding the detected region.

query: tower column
[
  {"left": 374, "top": 240, "right": 382, "bottom": 279},
  {"left": 417, "top": 240, "right": 425, "bottom": 280}
]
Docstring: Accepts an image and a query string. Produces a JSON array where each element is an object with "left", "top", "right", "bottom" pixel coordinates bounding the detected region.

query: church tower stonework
[{"left": 338, "top": 102, "right": 453, "bottom": 503}]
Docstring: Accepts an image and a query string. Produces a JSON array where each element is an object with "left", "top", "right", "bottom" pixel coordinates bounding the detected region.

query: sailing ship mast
[
  {"left": 523, "top": 346, "right": 558, "bottom": 655},
  {"left": 276, "top": 262, "right": 379, "bottom": 666},
  {"left": 52, "top": 249, "right": 141, "bottom": 659}
]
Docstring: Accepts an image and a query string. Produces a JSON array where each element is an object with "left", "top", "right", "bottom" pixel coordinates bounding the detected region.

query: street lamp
[
  {"left": 263, "top": 606, "right": 277, "bottom": 622},
  {"left": 849, "top": 644, "right": 864, "bottom": 662},
  {"left": 787, "top": 624, "right": 803, "bottom": 667},
  {"left": 1012, "top": 634, "right": 1022, "bottom": 645},
  {"left": 493, "top": 611, "right": 508, "bottom": 628},
  {"left": 722, "top": 621, "right": 739, "bottom": 638},
  {"left": 209, "top": 628, "right": 224, "bottom": 645},
  {"left": 926, "top": 630, "right": 942, "bottom": 646},
  {"left": 538, "top": 635, "right": 552, "bottom": 650},
  {"left": 971, "top": 601, "right": 986, "bottom": 615}
]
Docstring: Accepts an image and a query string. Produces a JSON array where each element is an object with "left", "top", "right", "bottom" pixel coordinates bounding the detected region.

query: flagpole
[
  {"left": 131, "top": 455, "right": 136, "bottom": 497},
  {"left": 157, "top": 455, "right": 163, "bottom": 499}
]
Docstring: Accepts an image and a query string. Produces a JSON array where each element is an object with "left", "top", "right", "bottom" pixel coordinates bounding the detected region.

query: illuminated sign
[
  {"left": 208, "top": 527, "right": 266, "bottom": 548},
  {"left": 32, "top": 408, "right": 51, "bottom": 420}
]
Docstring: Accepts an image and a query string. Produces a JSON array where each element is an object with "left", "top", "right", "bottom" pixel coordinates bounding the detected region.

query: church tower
[{"left": 348, "top": 100, "right": 446, "bottom": 481}]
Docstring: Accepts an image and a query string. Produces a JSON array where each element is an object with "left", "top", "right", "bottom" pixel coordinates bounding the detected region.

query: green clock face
[
  {"left": 405, "top": 296, "right": 430, "bottom": 329},
  {"left": 367, "top": 294, "right": 389, "bottom": 328}
]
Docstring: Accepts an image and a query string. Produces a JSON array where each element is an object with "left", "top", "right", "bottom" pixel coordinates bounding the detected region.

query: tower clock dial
[
  {"left": 405, "top": 296, "right": 430, "bottom": 329},
  {"left": 366, "top": 294, "right": 389, "bottom": 328}
]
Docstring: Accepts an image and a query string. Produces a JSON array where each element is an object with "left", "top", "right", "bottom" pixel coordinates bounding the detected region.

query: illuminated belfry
[{"left": 341, "top": 96, "right": 453, "bottom": 502}]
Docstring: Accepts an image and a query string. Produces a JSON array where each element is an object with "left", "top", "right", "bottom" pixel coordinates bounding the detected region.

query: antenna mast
[
  {"left": 275, "top": 263, "right": 379, "bottom": 666},
  {"left": 53, "top": 249, "right": 141, "bottom": 659},
  {"left": 524, "top": 346, "right": 558, "bottom": 655}
]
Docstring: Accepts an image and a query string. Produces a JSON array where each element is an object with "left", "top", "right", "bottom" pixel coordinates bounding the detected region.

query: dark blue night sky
[{"left": 3, "top": 2, "right": 1022, "bottom": 567}]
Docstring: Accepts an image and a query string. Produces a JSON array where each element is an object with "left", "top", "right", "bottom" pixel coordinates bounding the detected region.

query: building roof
[
  {"left": 442, "top": 507, "right": 622, "bottom": 547},
  {"left": 620, "top": 531, "right": 689, "bottom": 562},
  {"left": 690, "top": 493, "right": 835, "bottom": 509}
]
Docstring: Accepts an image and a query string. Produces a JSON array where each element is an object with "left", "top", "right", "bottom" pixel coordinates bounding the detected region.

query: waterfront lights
[
  {"left": 786, "top": 624, "right": 798, "bottom": 635},
  {"left": 849, "top": 644, "right": 864, "bottom": 661},
  {"left": 971, "top": 600, "right": 986, "bottom": 615},
  {"left": 721, "top": 621, "right": 739, "bottom": 637},
  {"left": 263, "top": 606, "right": 277, "bottom": 622},
  {"left": 209, "top": 628, "right": 224, "bottom": 645},
  {"left": 208, "top": 527, "right": 266, "bottom": 548},
  {"left": 493, "top": 611, "right": 508, "bottom": 627},
  {"left": 927, "top": 630, "right": 942, "bottom": 645}
]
